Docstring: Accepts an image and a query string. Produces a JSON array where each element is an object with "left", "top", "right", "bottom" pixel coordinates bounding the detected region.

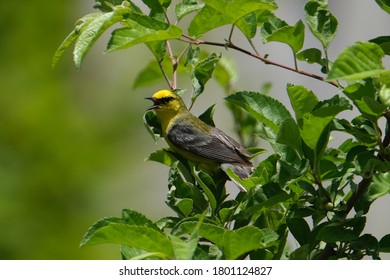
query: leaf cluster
[{"left": 55, "top": 0, "right": 390, "bottom": 259}]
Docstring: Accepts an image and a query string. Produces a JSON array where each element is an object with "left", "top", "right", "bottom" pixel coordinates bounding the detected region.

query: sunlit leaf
[
  {"left": 375, "top": 0, "right": 390, "bottom": 14},
  {"left": 327, "top": 42, "right": 390, "bottom": 81},
  {"left": 261, "top": 18, "right": 305, "bottom": 53},
  {"left": 107, "top": 14, "right": 182, "bottom": 52}
]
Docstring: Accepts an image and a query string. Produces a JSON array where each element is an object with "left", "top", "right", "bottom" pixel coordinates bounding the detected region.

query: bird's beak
[{"left": 145, "top": 97, "right": 158, "bottom": 111}]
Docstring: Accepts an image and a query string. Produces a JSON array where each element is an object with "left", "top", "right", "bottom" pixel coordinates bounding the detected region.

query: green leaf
[
  {"left": 121, "top": 209, "right": 159, "bottom": 230},
  {"left": 174, "top": 221, "right": 225, "bottom": 247},
  {"left": 261, "top": 18, "right": 305, "bottom": 54},
  {"left": 143, "top": 111, "right": 162, "bottom": 141},
  {"left": 188, "top": 0, "right": 277, "bottom": 37},
  {"left": 276, "top": 117, "right": 301, "bottom": 153},
  {"left": 73, "top": 9, "right": 130, "bottom": 69},
  {"left": 287, "top": 84, "right": 319, "bottom": 120},
  {"left": 141, "top": 0, "right": 171, "bottom": 13},
  {"left": 94, "top": 0, "right": 134, "bottom": 12},
  {"left": 355, "top": 96, "right": 388, "bottom": 121},
  {"left": 296, "top": 48, "right": 324, "bottom": 65},
  {"left": 81, "top": 219, "right": 174, "bottom": 258},
  {"left": 213, "top": 56, "right": 238, "bottom": 91},
  {"left": 351, "top": 234, "right": 379, "bottom": 259},
  {"left": 369, "top": 36, "right": 390, "bottom": 56},
  {"left": 304, "top": 0, "right": 338, "bottom": 49},
  {"left": 300, "top": 114, "right": 333, "bottom": 150},
  {"left": 287, "top": 217, "right": 311, "bottom": 246},
  {"left": 52, "top": 13, "right": 101, "bottom": 68},
  {"left": 106, "top": 14, "right": 182, "bottom": 52},
  {"left": 146, "top": 149, "right": 178, "bottom": 166},
  {"left": 236, "top": 12, "right": 257, "bottom": 39},
  {"left": 299, "top": 95, "right": 351, "bottom": 150},
  {"left": 193, "top": 170, "right": 217, "bottom": 212},
  {"left": 245, "top": 183, "right": 292, "bottom": 214},
  {"left": 289, "top": 244, "right": 310, "bottom": 260},
  {"left": 226, "top": 91, "right": 293, "bottom": 133},
  {"left": 366, "top": 172, "right": 390, "bottom": 201},
  {"left": 375, "top": 0, "right": 390, "bottom": 14},
  {"left": 175, "top": 0, "right": 204, "bottom": 21},
  {"left": 198, "top": 104, "right": 216, "bottom": 127},
  {"left": 222, "top": 226, "right": 265, "bottom": 260},
  {"left": 191, "top": 52, "right": 220, "bottom": 98},
  {"left": 327, "top": 42, "right": 390, "bottom": 81},
  {"left": 146, "top": 40, "right": 167, "bottom": 61},
  {"left": 379, "top": 234, "right": 390, "bottom": 252},
  {"left": 316, "top": 217, "right": 366, "bottom": 243}
]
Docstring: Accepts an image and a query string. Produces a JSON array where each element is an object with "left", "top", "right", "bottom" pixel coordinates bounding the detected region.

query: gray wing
[{"left": 167, "top": 123, "right": 252, "bottom": 166}]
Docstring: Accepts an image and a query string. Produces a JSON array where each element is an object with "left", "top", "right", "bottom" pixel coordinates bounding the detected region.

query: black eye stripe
[{"left": 158, "top": 96, "right": 175, "bottom": 104}]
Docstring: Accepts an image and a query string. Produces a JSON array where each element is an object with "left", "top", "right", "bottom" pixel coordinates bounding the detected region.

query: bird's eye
[{"left": 159, "top": 96, "right": 175, "bottom": 104}]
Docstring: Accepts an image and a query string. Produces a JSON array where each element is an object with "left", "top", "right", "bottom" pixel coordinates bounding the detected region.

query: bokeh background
[{"left": 0, "top": 0, "right": 389, "bottom": 259}]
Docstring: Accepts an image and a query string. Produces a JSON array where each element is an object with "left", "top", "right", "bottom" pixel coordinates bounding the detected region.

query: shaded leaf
[
  {"left": 369, "top": 36, "right": 390, "bottom": 56},
  {"left": 304, "top": 0, "right": 338, "bottom": 49},
  {"left": 379, "top": 234, "right": 390, "bottom": 252}
]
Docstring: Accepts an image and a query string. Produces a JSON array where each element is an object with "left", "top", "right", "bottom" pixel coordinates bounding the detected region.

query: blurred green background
[
  {"left": 1, "top": 0, "right": 389, "bottom": 259},
  {"left": 0, "top": 0, "right": 174, "bottom": 259}
]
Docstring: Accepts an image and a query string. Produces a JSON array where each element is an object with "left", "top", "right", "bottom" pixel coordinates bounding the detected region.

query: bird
[{"left": 146, "top": 89, "right": 252, "bottom": 192}]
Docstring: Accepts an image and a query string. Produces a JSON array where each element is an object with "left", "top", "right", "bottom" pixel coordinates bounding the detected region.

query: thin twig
[
  {"left": 166, "top": 40, "right": 177, "bottom": 89},
  {"left": 180, "top": 35, "right": 339, "bottom": 88}
]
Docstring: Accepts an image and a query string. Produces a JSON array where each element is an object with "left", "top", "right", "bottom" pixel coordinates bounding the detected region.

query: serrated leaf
[
  {"left": 81, "top": 220, "right": 174, "bottom": 258},
  {"left": 287, "top": 84, "right": 319, "bottom": 120},
  {"left": 226, "top": 91, "right": 293, "bottom": 133},
  {"left": 188, "top": 0, "right": 276, "bottom": 37},
  {"left": 52, "top": 13, "right": 101, "bottom": 68},
  {"left": 261, "top": 18, "right": 305, "bottom": 54},
  {"left": 304, "top": 0, "right": 338, "bottom": 49},
  {"left": 327, "top": 42, "right": 390, "bottom": 81},
  {"left": 106, "top": 14, "right": 182, "bottom": 52},
  {"left": 175, "top": 0, "right": 204, "bottom": 21},
  {"left": 73, "top": 9, "right": 129, "bottom": 69},
  {"left": 121, "top": 209, "right": 160, "bottom": 231},
  {"left": 375, "top": 0, "right": 390, "bottom": 14},
  {"left": 193, "top": 170, "right": 217, "bottom": 212}
]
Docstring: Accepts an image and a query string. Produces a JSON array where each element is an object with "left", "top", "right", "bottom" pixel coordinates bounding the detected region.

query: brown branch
[{"left": 180, "top": 35, "right": 339, "bottom": 88}]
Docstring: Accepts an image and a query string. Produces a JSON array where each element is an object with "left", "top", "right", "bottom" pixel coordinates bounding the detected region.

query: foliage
[{"left": 55, "top": 0, "right": 390, "bottom": 259}]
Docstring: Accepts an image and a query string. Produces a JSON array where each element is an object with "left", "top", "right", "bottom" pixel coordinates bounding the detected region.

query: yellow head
[{"left": 146, "top": 90, "right": 188, "bottom": 114}]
